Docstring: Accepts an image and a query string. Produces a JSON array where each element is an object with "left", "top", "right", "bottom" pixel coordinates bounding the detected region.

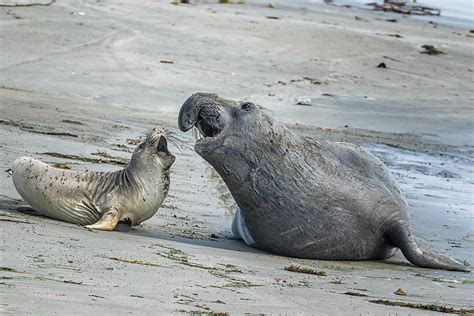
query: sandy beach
[{"left": 1, "top": 0, "right": 473, "bottom": 314}]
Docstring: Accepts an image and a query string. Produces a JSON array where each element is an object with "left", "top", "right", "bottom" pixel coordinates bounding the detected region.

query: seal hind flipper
[
  {"left": 386, "top": 224, "right": 470, "bottom": 272},
  {"left": 85, "top": 207, "right": 120, "bottom": 231}
]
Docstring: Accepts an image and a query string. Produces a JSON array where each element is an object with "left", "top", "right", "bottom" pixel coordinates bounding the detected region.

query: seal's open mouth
[
  {"left": 156, "top": 135, "right": 172, "bottom": 156},
  {"left": 178, "top": 93, "right": 232, "bottom": 152},
  {"left": 195, "top": 112, "right": 223, "bottom": 139},
  {"left": 146, "top": 128, "right": 173, "bottom": 157}
]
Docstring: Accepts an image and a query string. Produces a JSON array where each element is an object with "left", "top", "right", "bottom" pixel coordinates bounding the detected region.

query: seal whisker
[{"left": 166, "top": 138, "right": 184, "bottom": 154}]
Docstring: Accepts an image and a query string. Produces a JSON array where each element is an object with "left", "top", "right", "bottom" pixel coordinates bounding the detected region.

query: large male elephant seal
[
  {"left": 178, "top": 92, "right": 469, "bottom": 272},
  {"left": 12, "top": 128, "right": 175, "bottom": 231}
]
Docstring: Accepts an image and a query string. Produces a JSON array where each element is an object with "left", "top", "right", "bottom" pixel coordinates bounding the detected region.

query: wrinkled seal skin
[
  {"left": 178, "top": 92, "right": 469, "bottom": 272},
  {"left": 12, "top": 128, "right": 175, "bottom": 231}
]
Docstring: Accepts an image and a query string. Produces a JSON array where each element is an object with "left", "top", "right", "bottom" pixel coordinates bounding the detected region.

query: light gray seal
[
  {"left": 178, "top": 92, "right": 469, "bottom": 272},
  {"left": 12, "top": 128, "right": 175, "bottom": 231}
]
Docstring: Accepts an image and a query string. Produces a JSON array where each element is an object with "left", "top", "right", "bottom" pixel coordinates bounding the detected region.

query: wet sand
[{"left": 1, "top": 0, "right": 473, "bottom": 314}]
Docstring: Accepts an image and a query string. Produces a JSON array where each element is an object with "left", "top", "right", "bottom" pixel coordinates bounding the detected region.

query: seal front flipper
[
  {"left": 386, "top": 224, "right": 470, "bottom": 272},
  {"left": 85, "top": 207, "right": 120, "bottom": 231},
  {"left": 231, "top": 207, "right": 256, "bottom": 247}
]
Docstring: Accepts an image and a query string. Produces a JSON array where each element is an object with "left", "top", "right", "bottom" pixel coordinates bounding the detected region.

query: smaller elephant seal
[
  {"left": 12, "top": 128, "right": 175, "bottom": 231},
  {"left": 178, "top": 92, "right": 469, "bottom": 272}
]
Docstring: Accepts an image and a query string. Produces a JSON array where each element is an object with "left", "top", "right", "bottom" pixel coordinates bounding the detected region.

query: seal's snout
[
  {"left": 146, "top": 127, "right": 163, "bottom": 143},
  {"left": 145, "top": 128, "right": 174, "bottom": 159},
  {"left": 178, "top": 92, "right": 218, "bottom": 132}
]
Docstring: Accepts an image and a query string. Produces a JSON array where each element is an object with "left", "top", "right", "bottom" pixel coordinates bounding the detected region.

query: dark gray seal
[
  {"left": 178, "top": 92, "right": 469, "bottom": 272},
  {"left": 12, "top": 128, "right": 175, "bottom": 231}
]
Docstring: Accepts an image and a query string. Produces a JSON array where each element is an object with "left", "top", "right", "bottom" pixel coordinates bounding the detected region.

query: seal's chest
[{"left": 130, "top": 181, "right": 167, "bottom": 222}]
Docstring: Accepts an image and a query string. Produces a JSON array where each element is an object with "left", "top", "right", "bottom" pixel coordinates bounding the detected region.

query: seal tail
[{"left": 385, "top": 224, "right": 470, "bottom": 272}]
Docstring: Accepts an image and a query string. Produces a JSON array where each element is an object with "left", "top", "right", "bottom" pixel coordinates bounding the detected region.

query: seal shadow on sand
[{"left": 0, "top": 195, "right": 461, "bottom": 273}]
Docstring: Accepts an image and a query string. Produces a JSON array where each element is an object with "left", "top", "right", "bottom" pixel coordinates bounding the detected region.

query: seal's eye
[{"left": 241, "top": 102, "right": 255, "bottom": 112}]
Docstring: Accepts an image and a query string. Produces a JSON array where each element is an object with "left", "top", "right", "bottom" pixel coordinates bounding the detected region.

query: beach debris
[
  {"left": 344, "top": 291, "right": 368, "bottom": 297},
  {"left": 355, "top": 16, "right": 369, "bottom": 22},
  {"left": 0, "top": 119, "right": 78, "bottom": 138},
  {"left": 63, "top": 280, "right": 83, "bottom": 285},
  {"left": 448, "top": 241, "right": 462, "bottom": 248},
  {"left": 51, "top": 162, "right": 71, "bottom": 170},
  {"left": 377, "top": 62, "right": 387, "bottom": 68},
  {"left": 91, "top": 149, "right": 123, "bottom": 161},
  {"left": 127, "top": 138, "right": 141, "bottom": 145},
  {"left": 385, "top": 18, "right": 398, "bottom": 22},
  {"left": 109, "top": 257, "right": 161, "bottom": 267},
  {"left": 290, "top": 79, "right": 304, "bottom": 83},
  {"left": 266, "top": 16, "right": 280, "bottom": 20},
  {"left": 195, "top": 304, "right": 211, "bottom": 311},
  {"left": 160, "top": 60, "right": 174, "bottom": 64},
  {"left": 370, "top": 300, "right": 474, "bottom": 314},
  {"left": 219, "top": 0, "right": 246, "bottom": 3},
  {"left": 432, "top": 278, "right": 474, "bottom": 285},
  {"left": 0, "top": 0, "right": 56, "bottom": 7},
  {"left": 0, "top": 218, "right": 33, "bottom": 224},
  {"left": 273, "top": 277, "right": 311, "bottom": 288},
  {"left": 303, "top": 76, "right": 327, "bottom": 85},
  {"left": 266, "top": 3, "right": 273, "bottom": 8},
  {"left": 214, "top": 300, "right": 226, "bottom": 304},
  {"left": 377, "top": 33, "right": 403, "bottom": 38},
  {"left": 61, "top": 119, "right": 83, "bottom": 125},
  {"left": 383, "top": 55, "right": 402, "bottom": 63},
  {"left": 394, "top": 288, "right": 407, "bottom": 296},
  {"left": 130, "top": 294, "right": 145, "bottom": 298},
  {"left": 296, "top": 97, "right": 312, "bottom": 106},
  {"left": 89, "top": 294, "right": 105, "bottom": 299},
  {"left": 330, "top": 279, "right": 344, "bottom": 284},
  {"left": 367, "top": 1, "right": 440, "bottom": 16},
  {"left": 322, "top": 93, "right": 334, "bottom": 97},
  {"left": 41, "top": 152, "right": 128, "bottom": 166},
  {"left": 155, "top": 245, "right": 242, "bottom": 273},
  {"left": 284, "top": 265, "right": 327, "bottom": 276},
  {"left": 112, "top": 143, "right": 132, "bottom": 152},
  {"left": 420, "top": 45, "right": 445, "bottom": 55}
]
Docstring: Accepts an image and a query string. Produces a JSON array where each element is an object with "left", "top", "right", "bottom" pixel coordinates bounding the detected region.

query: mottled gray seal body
[
  {"left": 12, "top": 128, "right": 175, "bottom": 231},
  {"left": 178, "top": 92, "right": 469, "bottom": 272}
]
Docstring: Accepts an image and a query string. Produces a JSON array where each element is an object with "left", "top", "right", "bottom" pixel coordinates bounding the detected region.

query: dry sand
[{"left": 0, "top": 0, "right": 473, "bottom": 314}]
